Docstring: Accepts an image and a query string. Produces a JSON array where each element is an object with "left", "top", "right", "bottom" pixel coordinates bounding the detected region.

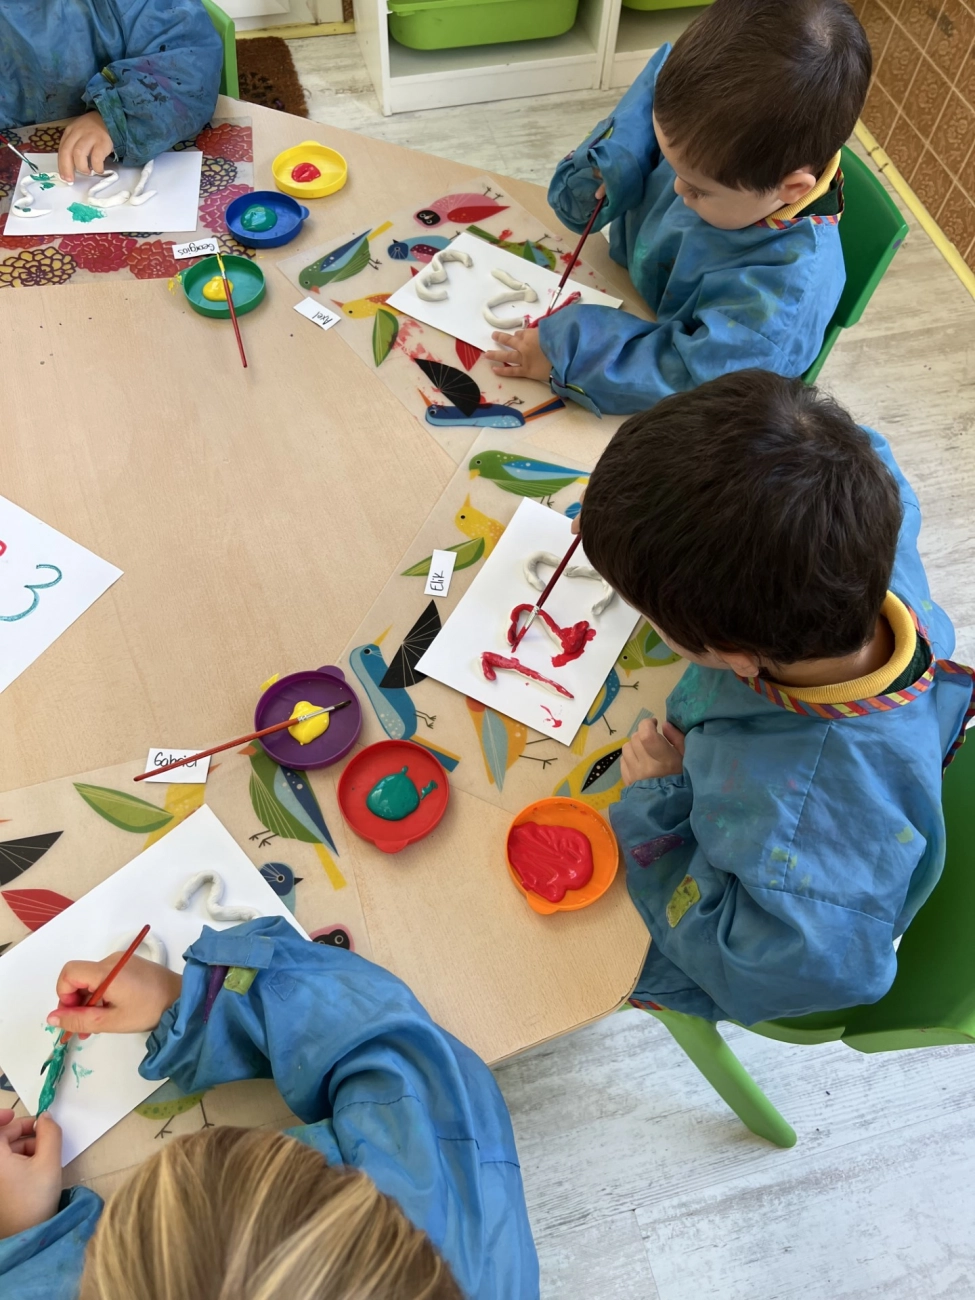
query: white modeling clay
[
  {"left": 110, "top": 930, "right": 168, "bottom": 967},
  {"left": 10, "top": 170, "right": 68, "bottom": 218},
  {"left": 88, "top": 160, "right": 156, "bottom": 209},
  {"left": 523, "top": 550, "right": 617, "bottom": 616},
  {"left": 175, "top": 870, "right": 260, "bottom": 923},
  {"left": 128, "top": 160, "right": 157, "bottom": 207},
  {"left": 414, "top": 247, "right": 475, "bottom": 302},
  {"left": 482, "top": 270, "right": 538, "bottom": 330}
]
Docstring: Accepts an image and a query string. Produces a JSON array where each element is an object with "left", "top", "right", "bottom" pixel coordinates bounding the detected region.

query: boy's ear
[
  {"left": 716, "top": 649, "right": 764, "bottom": 677},
  {"left": 776, "top": 168, "right": 818, "bottom": 206}
]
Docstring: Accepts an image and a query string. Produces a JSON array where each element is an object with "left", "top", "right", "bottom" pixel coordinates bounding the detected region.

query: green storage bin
[
  {"left": 388, "top": 0, "right": 580, "bottom": 51},
  {"left": 622, "top": 0, "right": 712, "bottom": 11}
]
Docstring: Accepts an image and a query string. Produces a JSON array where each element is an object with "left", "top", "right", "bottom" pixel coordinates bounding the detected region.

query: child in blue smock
[
  {"left": 578, "top": 370, "right": 974, "bottom": 1024},
  {"left": 485, "top": 0, "right": 872, "bottom": 416},
  {"left": 0, "top": 0, "right": 222, "bottom": 181},
  {"left": 0, "top": 917, "right": 539, "bottom": 1299}
]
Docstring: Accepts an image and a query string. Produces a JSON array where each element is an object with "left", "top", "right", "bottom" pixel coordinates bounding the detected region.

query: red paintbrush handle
[
  {"left": 59, "top": 924, "right": 151, "bottom": 1045},
  {"left": 511, "top": 534, "right": 583, "bottom": 649},
  {"left": 554, "top": 194, "right": 607, "bottom": 296},
  {"left": 132, "top": 709, "right": 329, "bottom": 782}
]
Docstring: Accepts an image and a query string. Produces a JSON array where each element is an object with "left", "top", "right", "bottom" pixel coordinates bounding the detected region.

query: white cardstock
[
  {"left": 294, "top": 298, "right": 342, "bottom": 331},
  {"left": 0, "top": 495, "right": 122, "bottom": 695},
  {"left": 172, "top": 237, "right": 220, "bottom": 259},
  {"left": 0, "top": 806, "right": 307, "bottom": 1165},
  {"left": 416, "top": 499, "right": 639, "bottom": 745},
  {"left": 424, "top": 549, "right": 458, "bottom": 599},
  {"left": 142, "top": 749, "right": 212, "bottom": 784}
]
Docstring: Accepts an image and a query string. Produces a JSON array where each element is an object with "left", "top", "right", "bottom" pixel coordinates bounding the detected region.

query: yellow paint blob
[
  {"left": 288, "top": 700, "right": 330, "bottom": 745},
  {"left": 202, "top": 275, "right": 233, "bottom": 302}
]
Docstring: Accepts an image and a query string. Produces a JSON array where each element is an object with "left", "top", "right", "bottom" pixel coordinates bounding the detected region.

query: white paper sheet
[
  {"left": 416, "top": 499, "right": 639, "bottom": 745},
  {"left": 3, "top": 151, "right": 203, "bottom": 237},
  {"left": 386, "top": 230, "right": 623, "bottom": 353},
  {"left": 0, "top": 495, "right": 122, "bottom": 695},
  {"left": 0, "top": 806, "right": 307, "bottom": 1165}
]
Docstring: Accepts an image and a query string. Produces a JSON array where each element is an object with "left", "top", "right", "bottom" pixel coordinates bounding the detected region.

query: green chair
[
  {"left": 802, "top": 144, "right": 909, "bottom": 384},
  {"left": 202, "top": 0, "right": 240, "bottom": 100},
  {"left": 644, "top": 730, "right": 975, "bottom": 1148}
]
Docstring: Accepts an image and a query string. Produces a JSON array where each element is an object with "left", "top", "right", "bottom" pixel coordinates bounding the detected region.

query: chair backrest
[
  {"left": 845, "top": 731, "right": 975, "bottom": 1042},
  {"left": 202, "top": 0, "right": 240, "bottom": 99}
]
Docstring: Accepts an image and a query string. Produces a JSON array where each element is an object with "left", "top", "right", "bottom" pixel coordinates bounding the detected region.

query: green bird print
[
  {"left": 241, "top": 743, "right": 346, "bottom": 891},
  {"left": 136, "top": 1080, "right": 212, "bottom": 1139},
  {"left": 468, "top": 450, "right": 589, "bottom": 504}
]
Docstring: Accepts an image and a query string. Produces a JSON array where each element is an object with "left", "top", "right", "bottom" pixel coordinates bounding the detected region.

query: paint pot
[
  {"left": 505, "top": 796, "right": 618, "bottom": 915},
  {"left": 255, "top": 666, "right": 362, "bottom": 770},
  {"left": 180, "top": 254, "right": 266, "bottom": 319},
  {"left": 338, "top": 740, "right": 449, "bottom": 854},
  {"left": 225, "top": 189, "right": 310, "bottom": 249},
  {"left": 272, "top": 141, "right": 348, "bottom": 200}
]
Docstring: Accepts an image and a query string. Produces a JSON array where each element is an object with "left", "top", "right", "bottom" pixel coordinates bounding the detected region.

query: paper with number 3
[{"left": 0, "top": 494, "right": 122, "bottom": 695}]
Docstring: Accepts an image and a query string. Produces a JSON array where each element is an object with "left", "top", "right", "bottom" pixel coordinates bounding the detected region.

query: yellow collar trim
[
  {"left": 765, "top": 151, "right": 842, "bottom": 224},
  {"left": 766, "top": 594, "right": 917, "bottom": 704}
]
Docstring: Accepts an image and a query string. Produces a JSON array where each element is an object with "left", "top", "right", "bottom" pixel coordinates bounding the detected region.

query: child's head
[
  {"left": 653, "top": 0, "right": 872, "bottom": 229},
  {"left": 79, "top": 1126, "right": 462, "bottom": 1300},
  {"left": 580, "top": 371, "right": 902, "bottom": 677}
]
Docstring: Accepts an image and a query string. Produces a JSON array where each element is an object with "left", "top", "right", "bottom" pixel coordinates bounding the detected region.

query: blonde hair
[{"left": 79, "top": 1126, "right": 462, "bottom": 1300}]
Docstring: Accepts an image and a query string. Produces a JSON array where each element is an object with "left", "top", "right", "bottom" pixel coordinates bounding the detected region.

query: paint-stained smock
[
  {"left": 0, "top": 0, "right": 222, "bottom": 165},
  {"left": 0, "top": 918, "right": 539, "bottom": 1300},
  {"left": 541, "top": 45, "right": 846, "bottom": 415},
  {"left": 610, "top": 431, "right": 974, "bottom": 1024}
]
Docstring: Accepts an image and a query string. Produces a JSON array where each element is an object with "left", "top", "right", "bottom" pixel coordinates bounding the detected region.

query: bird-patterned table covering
[
  {"left": 0, "top": 118, "right": 255, "bottom": 287},
  {"left": 340, "top": 430, "right": 687, "bottom": 814},
  {"left": 275, "top": 177, "right": 619, "bottom": 464},
  {"left": 0, "top": 740, "right": 368, "bottom": 1192}
]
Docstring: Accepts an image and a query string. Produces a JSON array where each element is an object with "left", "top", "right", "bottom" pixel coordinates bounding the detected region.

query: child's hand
[
  {"left": 485, "top": 327, "right": 550, "bottom": 382},
  {"left": 621, "top": 718, "right": 685, "bottom": 785},
  {"left": 48, "top": 954, "right": 182, "bottom": 1037},
  {"left": 58, "top": 111, "right": 114, "bottom": 182},
  {"left": 0, "top": 1110, "right": 62, "bottom": 1239}
]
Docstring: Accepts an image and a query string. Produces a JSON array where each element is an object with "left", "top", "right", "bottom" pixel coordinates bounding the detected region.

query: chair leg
[{"left": 648, "top": 1008, "right": 797, "bottom": 1148}]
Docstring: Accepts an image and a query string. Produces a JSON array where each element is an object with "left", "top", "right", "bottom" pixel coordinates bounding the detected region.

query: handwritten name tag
[
  {"left": 143, "top": 748, "right": 211, "bottom": 783},
  {"left": 172, "top": 237, "right": 220, "bottom": 259},
  {"left": 424, "top": 549, "right": 458, "bottom": 599},
  {"left": 294, "top": 298, "right": 342, "bottom": 332}
]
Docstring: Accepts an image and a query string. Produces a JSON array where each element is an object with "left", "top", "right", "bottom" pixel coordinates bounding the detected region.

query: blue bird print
[
  {"left": 259, "top": 862, "right": 302, "bottom": 913},
  {"left": 349, "top": 636, "right": 461, "bottom": 772},
  {"left": 387, "top": 235, "right": 450, "bottom": 262}
]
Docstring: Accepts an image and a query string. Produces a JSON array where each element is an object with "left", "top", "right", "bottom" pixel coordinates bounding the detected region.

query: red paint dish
[
  {"left": 505, "top": 797, "right": 618, "bottom": 915},
  {"left": 338, "top": 740, "right": 449, "bottom": 854}
]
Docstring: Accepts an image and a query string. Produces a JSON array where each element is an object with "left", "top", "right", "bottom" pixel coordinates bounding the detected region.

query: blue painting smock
[
  {"left": 0, "top": 0, "right": 222, "bottom": 165},
  {"left": 0, "top": 918, "right": 539, "bottom": 1300},
  {"left": 541, "top": 45, "right": 847, "bottom": 415},
  {"left": 610, "top": 431, "right": 975, "bottom": 1025}
]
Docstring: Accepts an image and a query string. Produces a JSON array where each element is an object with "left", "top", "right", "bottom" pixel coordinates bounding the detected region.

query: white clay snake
[
  {"left": 175, "top": 870, "right": 260, "bottom": 923},
  {"left": 523, "top": 550, "right": 616, "bottom": 616}
]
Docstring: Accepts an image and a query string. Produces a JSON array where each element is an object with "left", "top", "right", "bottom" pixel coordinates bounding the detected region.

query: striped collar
[{"left": 759, "top": 151, "right": 842, "bottom": 227}]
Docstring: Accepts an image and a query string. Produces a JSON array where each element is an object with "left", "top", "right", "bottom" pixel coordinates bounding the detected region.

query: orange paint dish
[{"left": 505, "top": 796, "right": 619, "bottom": 915}]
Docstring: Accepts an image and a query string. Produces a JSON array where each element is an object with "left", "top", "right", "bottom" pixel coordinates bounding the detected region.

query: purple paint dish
[{"left": 255, "top": 665, "right": 362, "bottom": 769}]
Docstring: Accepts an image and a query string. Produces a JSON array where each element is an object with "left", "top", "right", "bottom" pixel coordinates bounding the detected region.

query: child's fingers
[
  {"left": 595, "top": 182, "right": 606, "bottom": 200},
  {"left": 661, "top": 721, "right": 685, "bottom": 755},
  {"left": 56, "top": 957, "right": 119, "bottom": 1001},
  {"left": 8, "top": 1136, "right": 37, "bottom": 1157},
  {"left": 0, "top": 1109, "right": 16, "bottom": 1129},
  {"left": 91, "top": 140, "right": 111, "bottom": 176},
  {"left": 57, "top": 139, "right": 75, "bottom": 184},
  {"left": 0, "top": 1116, "right": 35, "bottom": 1146},
  {"left": 47, "top": 1004, "right": 110, "bottom": 1035},
  {"left": 31, "top": 1115, "right": 62, "bottom": 1170}
]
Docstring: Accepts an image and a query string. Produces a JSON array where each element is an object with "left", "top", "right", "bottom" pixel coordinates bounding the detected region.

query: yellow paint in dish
[
  {"left": 202, "top": 275, "right": 233, "bottom": 302},
  {"left": 288, "top": 700, "right": 330, "bottom": 745}
]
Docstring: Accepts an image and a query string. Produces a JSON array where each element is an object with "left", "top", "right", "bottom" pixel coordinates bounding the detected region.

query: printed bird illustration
[
  {"left": 311, "top": 925, "right": 353, "bottom": 950},
  {"left": 331, "top": 292, "right": 394, "bottom": 318},
  {"left": 0, "top": 831, "right": 62, "bottom": 887},
  {"left": 136, "top": 1080, "right": 211, "bottom": 1140},
  {"left": 143, "top": 781, "right": 207, "bottom": 850},
  {"left": 466, "top": 698, "right": 528, "bottom": 790},
  {"left": 387, "top": 235, "right": 450, "bottom": 262},
  {"left": 570, "top": 668, "right": 623, "bottom": 755},
  {"left": 380, "top": 601, "right": 441, "bottom": 689},
  {"left": 242, "top": 745, "right": 346, "bottom": 891},
  {"left": 402, "top": 534, "right": 486, "bottom": 579},
  {"left": 414, "top": 191, "right": 508, "bottom": 227},
  {"left": 298, "top": 222, "right": 393, "bottom": 291},
  {"left": 349, "top": 638, "right": 461, "bottom": 772},
  {"left": 617, "top": 622, "right": 682, "bottom": 675},
  {"left": 468, "top": 450, "right": 588, "bottom": 502},
  {"left": 554, "top": 710, "right": 652, "bottom": 811},
  {"left": 259, "top": 861, "right": 302, "bottom": 913},
  {"left": 416, "top": 358, "right": 526, "bottom": 429},
  {"left": 467, "top": 224, "right": 556, "bottom": 269},
  {"left": 454, "top": 496, "right": 505, "bottom": 556}
]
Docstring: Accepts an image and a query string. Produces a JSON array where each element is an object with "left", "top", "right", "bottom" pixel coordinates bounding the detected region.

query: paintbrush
[
  {"left": 37, "top": 924, "right": 151, "bottom": 1115},
  {"left": 511, "top": 534, "right": 583, "bottom": 651},
  {"left": 0, "top": 132, "right": 39, "bottom": 175},
  {"left": 132, "top": 701, "right": 352, "bottom": 783},
  {"left": 215, "top": 250, "right": 247, "bottom": 369},
  {"left": 546, "top": 194, "right": 607, "bottom": 316}
]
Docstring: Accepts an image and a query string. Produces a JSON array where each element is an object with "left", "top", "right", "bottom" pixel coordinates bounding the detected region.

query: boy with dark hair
[
  {"left": 579, "top": 371, "right": 974, "bottom": 1025},
  {"left": 485, "top": 0, "right": 872, "bottom": 416}
]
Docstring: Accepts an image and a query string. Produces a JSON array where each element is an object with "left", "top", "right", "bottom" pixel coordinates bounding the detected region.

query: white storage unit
[{"left": 600, "top": 3, "right": 708, "bottom": 90}]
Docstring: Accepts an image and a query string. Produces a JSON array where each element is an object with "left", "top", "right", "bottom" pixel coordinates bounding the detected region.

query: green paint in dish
[
  {"left": 241, "top": 204, "right": 277, "bottom": 233},
  {"left": 366, "top": 767, "right": 437, "bottom": 821},
  {"left": 67, "top": 202, "right": 105, "bottom": 224}
]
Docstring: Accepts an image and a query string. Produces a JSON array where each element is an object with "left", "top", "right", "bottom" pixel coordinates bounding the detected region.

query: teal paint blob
[
  {"left": 37, "top": 1041, "right": 68, "bottom": 1115},
  {"left": 366, "top": 767, "right": 437, "bottom": 821},
  {"left": 67, "top": 202, "right": 105, "bottom": 224},
  {"left": 241, "top": 204, "right": 277, "bottom": 233},
  {"left": 71, "top": 1062, "right": 93, "bottom": 1088}
]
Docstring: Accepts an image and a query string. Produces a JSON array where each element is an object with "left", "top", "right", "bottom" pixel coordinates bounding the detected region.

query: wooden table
[{"left": 0, "top": 98, "right": 649, "bottom": 1064}]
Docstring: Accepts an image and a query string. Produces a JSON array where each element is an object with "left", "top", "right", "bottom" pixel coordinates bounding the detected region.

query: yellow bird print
[
  {"left": 142, "top": 781, "right": 207, "bottom": 850},
  {"left": 330, "top": 292, "right": 395, "bottom": 319},
  {"left": 455, "top": 496, "right": 504, "bottom": 557}
]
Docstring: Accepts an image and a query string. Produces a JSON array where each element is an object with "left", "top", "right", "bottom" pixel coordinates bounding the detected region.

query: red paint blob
[
  {"left": 480, "top": 652, "right": 574, "bottom": 698},
  {"left": 508, "top": 604, "right": 595, "bottom": 666},
  {"left": 291, "top": 161, "right": 322, "bottom": 183},
  {"left": 540, "top": 705, "right": 562, "bottom": 729},
  {"left": 508, "top": 822, "right": 594, "bottom": 902}
]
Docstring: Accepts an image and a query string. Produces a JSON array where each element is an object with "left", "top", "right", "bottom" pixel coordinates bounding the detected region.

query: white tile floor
[{"left": 290, "top": 35, "right": 975, "bottom": 1299}]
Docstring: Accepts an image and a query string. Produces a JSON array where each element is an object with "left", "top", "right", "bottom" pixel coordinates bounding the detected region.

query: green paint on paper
[
  {"left": 366, "top": 767, "right": 437, "bottom": 821},
  {"left": 71, "top": 1062, "right": 93, "bottom": 1088},
  {"left": 68, "top": 202, "right": 105, "bottom": 224},
  {"left": 241, "top": 204, "right": 277, "bottom": 232}
]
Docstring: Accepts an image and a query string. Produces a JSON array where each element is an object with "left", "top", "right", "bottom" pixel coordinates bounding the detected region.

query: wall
[{"left": 853, "top": 0, "right": 975, "bottom": 273}]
